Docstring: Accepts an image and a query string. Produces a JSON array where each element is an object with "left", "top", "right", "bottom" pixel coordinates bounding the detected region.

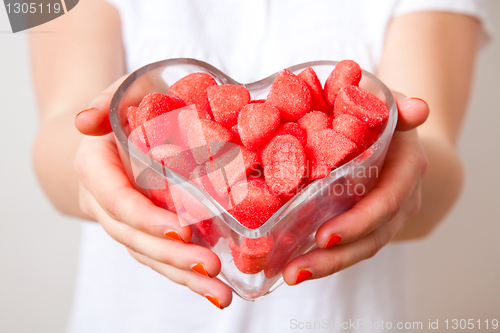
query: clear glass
[{"left": 109, "top": 58, "right": 398, "bottom": 301}]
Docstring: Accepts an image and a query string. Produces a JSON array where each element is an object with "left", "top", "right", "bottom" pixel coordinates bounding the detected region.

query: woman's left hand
[{"left": 282, "top": 93, "right": 429, "bottom": 285}]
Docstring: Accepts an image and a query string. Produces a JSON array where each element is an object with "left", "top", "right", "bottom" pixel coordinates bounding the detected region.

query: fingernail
[
  {"left": 164, "top": 230, "right": 185, "bottom": 243},
  {"left": 205, "top": 295, "right": 223, "bottom": 309},
  {"left": 76, "top": 107, "right": 95, "bottom": 118},
  {"left": 325, "top": 234, "right": 342, "bottom": 248},
  {"left": 411, "top": 97, "right": 429, "bottom": 108},
  {"left": 191, "top": 263, "right": 211, "bottom": 277},
  {"left": 295, "top": 269, "right": 313, "bottom": 285}
]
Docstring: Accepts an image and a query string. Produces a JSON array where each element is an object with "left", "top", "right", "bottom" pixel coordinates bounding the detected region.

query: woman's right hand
[{"left": 74, "top": 79, "right": 233, "bottom": 309}]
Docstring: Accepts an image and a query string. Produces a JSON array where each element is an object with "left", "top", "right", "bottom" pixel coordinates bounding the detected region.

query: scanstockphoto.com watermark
[
  {"left": 290, "top": 318, "right": 423, "bottom": 331},
  {"left": 289, "top": 318, "right": 500, "bottom": 331}
]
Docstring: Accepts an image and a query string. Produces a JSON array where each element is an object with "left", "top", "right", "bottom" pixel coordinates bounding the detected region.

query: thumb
[
  {"left": 75, "top": 75, "right": 128, "bottom": 136},
  {"left": 392, "top": 91, "right": 430, "bottom": 131}
]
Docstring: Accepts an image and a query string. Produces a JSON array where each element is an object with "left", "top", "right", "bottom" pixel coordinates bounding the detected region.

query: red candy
[
  {"left": 126, "top": 106, "right": 139, "bottom": 131},
  {"left": 144, "top": 169, "right": 181, "bottom": 213},
  {"left": 229, "top": 179, "right": 282, "bottom": 229},
  {"left": 266, "top": 69, "right": 311, "bottom": 122},
  {"left": 297, "top": 111, "right": 333, "bottom": 143},
  {"left": 331, "top": 113, "right": 379, "bottom": 152},
  {"left": 168, "top": 72, "right": 217, "bottom": 120},
  {"left": 262, "top": 135, "right": 306, "bottom": 195},
  {"left": 230, "top": 235, "right": 274, "bottom": 274},
  {"left": 238, "top": 103, "right": 280, "bottom": 151},
  {"left": 149, "top": 144, "right": 197, "bottom": 179},
  {"left": 186, "top": 118, "right": 233, "bottom": 164},
  {"left": 230, "top": 124, "right": 243, "bottom": 145},
  {"left": 334, "top": 85, "right": 389, "bottom": 129},
  {"left": 133, "top": 92, "right": 186, "bottom": 130},
  {"left": 279, "top": 177, "right": 310, "bottom": 204},
  {"left": 205, "top": 145, "right": 259, "bottom": 197},
  {"left": 324, "top": 60, "right": 362, "bottom": 107},
  {"left": 191, "top": 218, "right": 223, "bottom": 247},
  {"left": 258, "top": 123, "right": 306, "bottom": 167},
  {"left": 128, "top": 93, "right": 186, "bottom": 148},
  {"left": 305, "top": 129, "right": 357, "bottom": 179},
  {"left": 298, "top": 67, "right": 330, "bottom": 113},
  {"left": 207, "top": 84, "right": 250, "bottom": 128},
  {"left": 274, "top": 122, "right": 307, "bottom": 147}
]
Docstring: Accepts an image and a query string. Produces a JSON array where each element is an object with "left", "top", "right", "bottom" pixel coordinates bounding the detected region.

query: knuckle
[
  {"left": 118, "top": 228, "right": 137, "bottom": 253},
  {"left": 367, "top": 233, "right": 385, "bottom": 259},
  {"left": 419, "top": 155, "right": 429, "bottom": 177},
  {"left": 102, "top": 193, "right": 120, "bottom": 220},
  {"left": 385, "top": 192, "right": 403, "bottom": 221},
  {"left": 408, "top": 193, "right": 422, "bottom": 217},
  {"left": 328, "top": 256, "right": 343, "bottom": 275},
  {"left": 159, "top": 250, "right": 174, "bottom": 267}
]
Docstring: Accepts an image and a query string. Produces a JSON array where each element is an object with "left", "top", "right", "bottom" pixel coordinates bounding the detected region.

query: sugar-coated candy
[
  {"left": 298, "top": 67, "right": 330, "bottom": 113},
  {"left": 238, "top": 103, "right": 280, "bottom": 151},
  {"left": 144, "top": 168, "right": 184, "bottom": 214},
  {"left": 279, "top": 177, "right": 310, "bottom": 204},
  {"left": 274, "top": 122, "right": 307, "bottom": 147},
  {"left": 191, "top": 218, "right": 223, "bottom": 247},
  {"left": 189, "top": 165, "right": 221, "bottom": 200},
  {"left": 258, "top": 123, "right": 306, "bottom": 168},
  {"left": 186, "top": 118, "right": 233, "bottom": 164},
  {"left": 262, "top": 135, "right": 306, "bottom": 195},
  {"left": 297, "top": 111, "right": 333, "bottom": 143},
  {"left": 266, "top": 69, "right": 311, "bottom": 122},
  {"left": 130, "top": 93, "right": 186, "bottom": 148},
  {"left": 331, "top": 113, "right": 379, "bottom": 152},
  {"left": 207, "top": 84, "right": 250, "bottom": 128},
  {"left": 205, "top": 145, "right": 259, "bottom": 198},
  {"left": 168, "top": 72, "right": 217, "bottom": 120},
  {"left": 134, "top": 92, "right": 186, "bottom": 129},
  {"left": 229, "top": 179, "right": 282, "bottom": 229},
  {"left": 324, "top": 60, "right": 362, "bottom": 107},
  {"left": 149, "top": 144, "right": 197, "bottom": 179},
  {"left": 126, "top": 106, "right": 139, "bottom": 131},
  {"left": 305, "top": 129, "right": 357, "bottom": 179},
  {"left": 230, "top": 235, "right": 274, "bottom": 274},
  {"left": 230, "top": 124, "right": 243, "bottom": 145},
  {"left": 334, "top": 85, "right": 389, "bottom": 129}
]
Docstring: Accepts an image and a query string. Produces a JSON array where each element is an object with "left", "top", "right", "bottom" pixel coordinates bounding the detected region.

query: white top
[{"left": 66, "top": 1, "right": 491, "bottom": 332}]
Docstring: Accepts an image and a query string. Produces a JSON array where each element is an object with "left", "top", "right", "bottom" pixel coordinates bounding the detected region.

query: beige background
[{"left": 0, "top": 3, "right": 499, "bottom": 333}]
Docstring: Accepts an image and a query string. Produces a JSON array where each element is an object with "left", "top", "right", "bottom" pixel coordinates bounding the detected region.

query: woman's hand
[
  {"left": 74, "top": 80, "right": 233, "bottom": 309},
  {"left": 282, "top": 94, "right": 429, "bottom": 285}
]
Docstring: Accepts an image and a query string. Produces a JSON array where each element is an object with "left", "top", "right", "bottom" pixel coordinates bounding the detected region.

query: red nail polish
[
  {"left": 325, "top": 234, "right": 342, "bottom": 248},
  {"left": 411, "top": 97, "right": 429, "bottom": 108},
  {"left": 191, "top": 263, "right": 210, "bottom": 277},
  {"left": 164, "top": 231, "right": 184, "bottom": 243},
  {"left": 76, "top": 107, "right": 95, "bottom": 118},
  {"left": 295, "top": 269, "right": 313, "bottom": 285},
  {"left": 205, "top": 295, "right": 222, "bottom": 309}
]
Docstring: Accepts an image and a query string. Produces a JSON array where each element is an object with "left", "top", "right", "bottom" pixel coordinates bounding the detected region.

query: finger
[
  {"left": 85, "top": 189, "right": 221, "bottom": 276},
  {"left": 75, "top": 75, "right": 128, "bottom": 136},
  {"left": 128, "top": 249, "right": 233, "bottom": 309},
  {"left": 283, "top": 208, "right": 405, "bottom": 285},
  {"left": 315, "top": 130, "right": 426, "bottom": 248},
  {"left": 392, "top": 91, "right": 429, "bottom": 131},
  {"left": 75, "top": 135, "right": 192, "bottom": 241},
  {"left": 100, "top": 208, "right": 220, "bottom": 276}
]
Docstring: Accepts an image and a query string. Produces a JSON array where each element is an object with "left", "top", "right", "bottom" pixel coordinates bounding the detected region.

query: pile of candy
[{"left": 126, "top": 60, "right": 389, "bottom": 275}]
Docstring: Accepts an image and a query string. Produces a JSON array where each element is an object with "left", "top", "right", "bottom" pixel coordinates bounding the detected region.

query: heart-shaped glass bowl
[{"left": 109, "top": 58, "right": 397, "bottom": 301}]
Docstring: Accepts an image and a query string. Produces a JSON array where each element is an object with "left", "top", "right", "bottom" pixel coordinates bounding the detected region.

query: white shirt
[{"left": 66, "top": 1, "right": 491, "bottom": 332}]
